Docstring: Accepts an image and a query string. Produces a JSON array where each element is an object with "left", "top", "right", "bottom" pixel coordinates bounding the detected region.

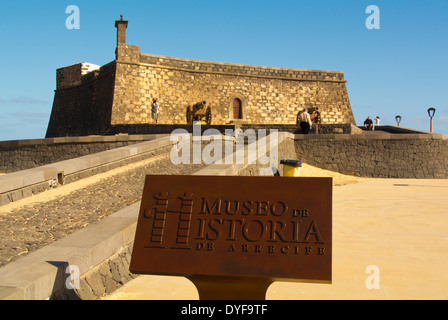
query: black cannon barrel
[{"left": 193, "top": 101, "right": 207, "bottom": 109}]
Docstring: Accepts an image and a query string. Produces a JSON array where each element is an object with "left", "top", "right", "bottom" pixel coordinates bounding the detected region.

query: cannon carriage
[{"left": 186, "top": 101, "right": 212, "bottom": 125}]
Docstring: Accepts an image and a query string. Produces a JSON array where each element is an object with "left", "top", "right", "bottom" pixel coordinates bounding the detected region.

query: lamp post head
[{"left": 427, "top": 108, "right": 436, "bottom": 119}]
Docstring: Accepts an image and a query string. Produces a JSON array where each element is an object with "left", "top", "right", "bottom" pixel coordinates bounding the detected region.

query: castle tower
[{"left": 115, "top": 15, "right": 129, "bottom": 59}]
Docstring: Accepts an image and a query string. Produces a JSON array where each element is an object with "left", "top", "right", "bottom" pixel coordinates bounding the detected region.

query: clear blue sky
[{"left": 1, "top": 0, "right": 447, "bottom": 141}]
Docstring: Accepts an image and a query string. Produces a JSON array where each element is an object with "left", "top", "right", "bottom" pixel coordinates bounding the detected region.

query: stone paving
[
  {"left": 0, "top": 151, "right": 207, "bottom": 268},
  {"left": 105, "top": 178, "right": 448, "bottom": 300}
]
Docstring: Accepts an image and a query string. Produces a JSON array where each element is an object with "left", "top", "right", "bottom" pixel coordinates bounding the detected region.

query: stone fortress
[
  {"left": 46, "top": 16, "right": 355, "bottom": 137},
  {"left": 0, "top": 15, "right": 445, "bottom": 183},
  {"left": 1, "top": 16, "right": 446, "bottom": 183}
]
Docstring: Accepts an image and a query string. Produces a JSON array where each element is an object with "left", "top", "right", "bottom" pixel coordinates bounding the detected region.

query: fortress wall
[
  {"left": 56, "top": 63, "right": 102, "bottom": 89},
  {"left": 46, "top": 62, "right": 117, "bottom": 138},
  {"left": 110, "top": 48, "right": 355, "bottom": 126}
]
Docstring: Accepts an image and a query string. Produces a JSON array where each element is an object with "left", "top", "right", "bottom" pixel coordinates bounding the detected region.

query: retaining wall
[
  {"left": 292, "top": 133, "right": 448, "bottom": 179},
  {"left": 0, "top": 135, "right": 166, "bottom": 173}
]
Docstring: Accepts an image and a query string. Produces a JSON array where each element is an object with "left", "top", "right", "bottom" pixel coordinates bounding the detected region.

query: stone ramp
[
  {"left": 0, "top": 135, "right": 176, "bottom": 206},
  {"left": 0, "top": 152, "right": 207, "bottom": 269},
  {"left": 0, "top": 131, "right": 287, "bottom": 299},
  {"left": 0, "top": 202, "right": 140, "bottom": 300}
]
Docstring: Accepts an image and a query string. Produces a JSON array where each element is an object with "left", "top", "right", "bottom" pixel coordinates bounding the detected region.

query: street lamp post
[
  {"left": 427, "top": 108, "right": 436, "bottom": 133},
  {"left": 395, "top": 115, "right": 402, "bottom": 127}
]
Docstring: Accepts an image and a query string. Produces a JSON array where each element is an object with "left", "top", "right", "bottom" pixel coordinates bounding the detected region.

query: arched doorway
[{"left": 233, "top": 98, "right": 242, "bottom": 119}]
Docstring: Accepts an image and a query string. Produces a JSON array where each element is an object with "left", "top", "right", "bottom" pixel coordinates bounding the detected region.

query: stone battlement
[
  {"left": 138, "top": 53, "right": 346, "bottom": 82},
  {"left": 56, "top": 62, "right": 102, "bottom": 89}
]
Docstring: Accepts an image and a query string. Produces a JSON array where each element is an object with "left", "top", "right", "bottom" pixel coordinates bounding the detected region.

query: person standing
[
  {"left": 374, "top": 116, "right": 380, "bottom": 131},
  {"left": 151, "top": 98, "right": 159, "bottom": 124},
  {"left": 299, "top": 108, "right": 313, "bottom": 134}
]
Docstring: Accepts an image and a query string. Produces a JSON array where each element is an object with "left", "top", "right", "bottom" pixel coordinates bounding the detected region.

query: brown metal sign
[{"left": 130, "top": 175, "right": 332, "bottom": 283}]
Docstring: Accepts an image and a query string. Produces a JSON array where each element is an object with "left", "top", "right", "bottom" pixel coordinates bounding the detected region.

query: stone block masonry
[
  {"left": 56, "top": 63, "right": 101, "bottom": 89},
  {"left": 111, "top": 51, "right": 355, "bottom": 127},
  {"left": 45, "top": 17, "right": 356, "bottom": 138},
  {"left": 46, "top": 62, "right": 116, "bottom": 138}
]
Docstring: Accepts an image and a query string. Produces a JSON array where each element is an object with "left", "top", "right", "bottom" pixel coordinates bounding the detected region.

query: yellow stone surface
[{"left": 104, "top": 171, "right": 448, "bottom": 300}]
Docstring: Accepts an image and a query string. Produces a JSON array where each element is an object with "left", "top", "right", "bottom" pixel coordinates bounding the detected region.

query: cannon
[
  {"left": 296, "top": 107, "right": 322, "bottom": 125},
  {"left": 186, "top": 101, "right": 212, "bottom": 125}
]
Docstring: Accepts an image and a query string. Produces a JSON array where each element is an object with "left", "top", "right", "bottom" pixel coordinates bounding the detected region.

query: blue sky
[{"left": 1, "top": 0, "right": 447, "bottom": 141}]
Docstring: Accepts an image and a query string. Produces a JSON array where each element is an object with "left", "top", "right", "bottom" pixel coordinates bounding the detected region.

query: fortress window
[{"left": 233, "top": 98, "right": 243, "bottom": 119}]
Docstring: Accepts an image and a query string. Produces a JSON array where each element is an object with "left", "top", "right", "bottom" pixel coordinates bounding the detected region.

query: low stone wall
[
  {"left": 105, "top": 123, "right": 363, "bottom": 137},
  {"left": 0, "top": 135, "right": 159, "bottom": 173},
  {"left": 240, "top": 123, "right": 362, "bottom": 135},
  {"left": 106, "top": 124, "right": 235, "bottom": 135},
  {"left": 292, "top": 133, "right": 448, "bottom": 179},
  {"left": 0, "top": 135, "right": 176, "bottom": 206},
  {"left": 52, "top": 244, "right": 137, "bottom": 300}
]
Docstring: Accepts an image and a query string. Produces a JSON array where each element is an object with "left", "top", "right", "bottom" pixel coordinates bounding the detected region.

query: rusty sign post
[{"left": 130, "top": 175, "right": 332, "bottom": 300}]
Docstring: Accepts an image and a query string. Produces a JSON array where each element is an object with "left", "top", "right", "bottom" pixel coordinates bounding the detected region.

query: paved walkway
[
  {"left": 104, "top": 178, "right": 448, "bottom": 300},
  {"left": 0, "top": 152, "right": 207, "bottom": 268}
]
